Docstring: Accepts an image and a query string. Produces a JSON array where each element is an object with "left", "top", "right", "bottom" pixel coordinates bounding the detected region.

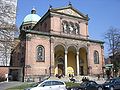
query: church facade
[{"left": 11, "top": 4, "right": 104, "bottom": 81}]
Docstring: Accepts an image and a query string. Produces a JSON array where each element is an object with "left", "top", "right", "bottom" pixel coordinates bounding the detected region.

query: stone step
[{"left": 48, "top": 75, "right": 105, "bottom": 83}]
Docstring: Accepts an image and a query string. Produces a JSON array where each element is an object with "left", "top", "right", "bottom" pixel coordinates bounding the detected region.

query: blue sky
[{"left": 16, "top": 0, "right": 120, "bottom": 57}]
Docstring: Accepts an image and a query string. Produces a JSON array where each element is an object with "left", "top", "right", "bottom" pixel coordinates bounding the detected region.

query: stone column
[
  {"left": 50, "top": 38, "right": 55, "bottom": 76},
  {"left": 76, "top": 51, "right": 80, "bottom": 75},
  {"left": 65, "top": 50, "right": 68, "bottom": 76},
  {"left": 87, "top": 42, "right": 91, "bottom": 75}
]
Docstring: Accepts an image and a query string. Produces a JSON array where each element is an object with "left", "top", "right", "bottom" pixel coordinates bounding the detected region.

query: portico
[{"left": 54, "top": 44, "right": 88, "bottom": 76}]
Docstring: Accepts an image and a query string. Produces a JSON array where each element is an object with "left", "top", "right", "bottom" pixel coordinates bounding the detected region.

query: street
[{"left": 0, "top": 81, "right": 24, "bottom": 90}]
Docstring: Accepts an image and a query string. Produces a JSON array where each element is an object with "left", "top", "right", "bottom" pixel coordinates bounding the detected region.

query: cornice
[{"left": 21, "top": 29, "right": 104, "bottom": 44}]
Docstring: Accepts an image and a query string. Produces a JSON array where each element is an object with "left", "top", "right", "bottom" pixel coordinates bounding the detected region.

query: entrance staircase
[{"left": 48, "top": 75, "right": 105, "bottom": 84}]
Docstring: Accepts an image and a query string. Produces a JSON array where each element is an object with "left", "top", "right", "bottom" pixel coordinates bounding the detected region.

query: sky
[{"left": 16, "top": 0, "right": 120, "bottom": 57}]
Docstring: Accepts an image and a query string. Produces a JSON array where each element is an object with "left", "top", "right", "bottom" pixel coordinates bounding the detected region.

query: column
[
  {"left": 65, "top": 50, "right": 68, "bottom": 76},
  {"left": 49, "top": 38, "right": 55, "bottom": 76},
  {"left": 76, "top": 51, "right": 80, "bottom": 75}
]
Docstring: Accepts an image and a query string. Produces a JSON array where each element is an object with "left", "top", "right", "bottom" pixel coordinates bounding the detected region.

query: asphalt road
[{"left": 0, "top": 81, "right": 24, "bottom": 90}]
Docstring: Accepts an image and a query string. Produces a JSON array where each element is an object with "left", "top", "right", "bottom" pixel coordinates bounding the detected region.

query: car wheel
[
  {"left": 110, "top": 86, "right": 114, "bottom": 90},
  {"left": 98, "top": 87, "right": 102, "bottom": 90}
]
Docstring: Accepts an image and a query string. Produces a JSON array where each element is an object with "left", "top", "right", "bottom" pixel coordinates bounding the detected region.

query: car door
[
  {"left": 114, "top": 79, "right": 120, "bottom": 89},
  {"left": 118, "top": 79, "right": 120, "bottom": 89},
  {"left": 38, "top": 81, "right": 52, "bottom": 90},
  {"left": 86, "top": 81, "right": 97, "bottom": 90},
  {"left": 51, "top": 81, "right": 66, "bottom": 90}
]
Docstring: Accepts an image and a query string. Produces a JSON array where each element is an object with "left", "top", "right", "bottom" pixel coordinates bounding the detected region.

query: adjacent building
[{"left": 0, "top": 0, "right": 17, "bottom": 81}]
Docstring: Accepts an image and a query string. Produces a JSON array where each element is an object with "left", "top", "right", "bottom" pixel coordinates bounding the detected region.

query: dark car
[
  {"left": 102, "top": 77, "right": 120, "bottom": 90},
  {"left": 67, "top": 81, "right": 103, "bottom": 90}
]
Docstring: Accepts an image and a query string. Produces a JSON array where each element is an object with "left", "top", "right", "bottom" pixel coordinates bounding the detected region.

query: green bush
[{"left": 66, "top": 82, "right": 80, "bottom": 87}]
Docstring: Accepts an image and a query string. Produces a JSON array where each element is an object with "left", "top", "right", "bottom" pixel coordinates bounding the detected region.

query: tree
[
  {"left": 0, "top": 0, "right": 17, "bottom": 66},
  {"left": 105, "top": 27, "right": 120, "bottom": 76}
]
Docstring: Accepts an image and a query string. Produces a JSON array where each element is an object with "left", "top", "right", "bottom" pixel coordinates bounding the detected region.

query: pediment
[{"left": 52, "top": 7, "right": 87, "bottom": 19}]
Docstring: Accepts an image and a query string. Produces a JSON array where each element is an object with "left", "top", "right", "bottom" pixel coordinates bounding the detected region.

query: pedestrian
[{"left": 97, "top": 74, "right": 100, "bottom": 80}]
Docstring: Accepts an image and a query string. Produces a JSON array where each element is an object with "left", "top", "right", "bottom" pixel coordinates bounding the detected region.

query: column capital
[
  {"left": 76, "top": 51, "right": 79, "bottom": 55},
  {"left": 65, "top": 50, "right": 68, "bottom": 54}
]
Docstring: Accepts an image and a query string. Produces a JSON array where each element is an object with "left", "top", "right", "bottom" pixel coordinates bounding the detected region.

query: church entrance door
[{"left": 57, "top": 58, "right": 65, "bottom": 76}]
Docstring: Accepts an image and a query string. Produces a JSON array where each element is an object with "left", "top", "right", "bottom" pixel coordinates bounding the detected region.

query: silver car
[{"left": 30, "top": 80, "right": 67, "bottom": 90}]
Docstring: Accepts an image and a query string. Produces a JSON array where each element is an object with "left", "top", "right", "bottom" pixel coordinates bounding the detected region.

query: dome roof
[{"left": 23, "top": 8, "right": 41, "bottom": 24}]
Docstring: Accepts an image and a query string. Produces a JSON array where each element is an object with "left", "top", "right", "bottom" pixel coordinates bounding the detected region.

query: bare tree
[
  {"left": 105, "top": 27, "right": 120, "bottom": 55},
  {"left": 0, "top": 0, "right": 17, "bottom": 66},
  {"left": 105, "top": 27, "right": 120, "bottom": 75}
]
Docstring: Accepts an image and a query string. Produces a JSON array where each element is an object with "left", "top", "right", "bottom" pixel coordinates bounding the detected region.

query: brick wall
[{"left": 0, "top": 67, "right": 9, "bottom": 77}]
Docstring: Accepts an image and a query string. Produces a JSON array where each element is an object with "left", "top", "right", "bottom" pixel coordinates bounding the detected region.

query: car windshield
[{"left": 105, "top": 79, "right": 115, "bottom": 83}]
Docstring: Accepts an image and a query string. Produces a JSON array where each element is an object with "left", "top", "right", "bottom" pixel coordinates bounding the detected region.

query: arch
[
  {"left": 54, "top": 43, "right": 66, "bottom": 52},
  {"left": 67, "top": 44, "right": 78, "bottom": 50},
  {"left": 78, "top": 45, "right": 88, "bottom": 52},
  {"left": 54, "top": 44, "right": 65, "bottom": 75},
  {"left": 79, "top": 47, "right": 88, "bottom": 75},
  {"left": 67, "top": 45, "right": 77, "bottom": 53},
  {"left": 67, "top": 45, "right": 77, "bottom": 75}
]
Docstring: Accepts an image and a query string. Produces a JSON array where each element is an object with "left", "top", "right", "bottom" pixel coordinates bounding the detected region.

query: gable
[
  {"left": 58, "top": 8, "right": 82, "bottom": 17},
  {"left": 51, "top": 7, "right": 87, "bottom": 19}
]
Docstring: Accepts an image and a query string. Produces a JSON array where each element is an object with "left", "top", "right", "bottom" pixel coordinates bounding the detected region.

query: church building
[{"left": 11, "top": 4, "right": 104, "bottom": 81}]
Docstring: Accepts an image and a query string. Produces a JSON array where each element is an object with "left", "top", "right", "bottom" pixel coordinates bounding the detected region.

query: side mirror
[{"left": 41, "top": 84, "right": 45, "bottom": 87}]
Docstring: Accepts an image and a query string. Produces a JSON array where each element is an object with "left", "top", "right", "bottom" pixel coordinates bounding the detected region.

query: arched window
[
  {"left": 94, "top": 50, "right": 99, "bottom": 64},
  {"left": 62, "top": 20, "right": 69, "bottom": 33},
  {"left": 69, "top": 22, "right": 74, "bottom": 34},
  {"left": 36, "top": 45, "right": 45, "bottom": 61},
  {"left": 75, "top": 23, "right": 79, "bottom": 34}
]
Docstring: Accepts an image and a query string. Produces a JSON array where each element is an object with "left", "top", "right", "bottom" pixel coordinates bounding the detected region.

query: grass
[
  {"left": 66, "top": 82, "right": 80, "bottom": 87},
  {"left": 6, "top": 83, "right": 34, "bottom": 90},
  {"left": 6, "top": 82, "right": 80, "bottom": 90}
]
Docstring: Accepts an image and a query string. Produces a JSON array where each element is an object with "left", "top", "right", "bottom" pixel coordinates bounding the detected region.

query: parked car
[
  {"left": 102, "top": 77, "right": 120, "bottom": 90},
  {"left": 67, "top": 80, "right": 103, "bottom": 90},
  {"left": 27, "top": 80, "right": 67, "bottom": 90}
]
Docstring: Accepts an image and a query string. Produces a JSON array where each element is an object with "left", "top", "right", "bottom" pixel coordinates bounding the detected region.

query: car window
[
  {"left": 52, "top": 81, "right": 64, "bottom": 85},
  {"left": 80, "top": 82, "right": 88, "bottom": 86},
  {"left": 118, "top": 79, "right": 120, "bottom": 82},
  {"left": 114, "top": 79, "right": 120, "bottom": 83},
  {"left": 89, "top": 81, "right": 97, "bottom": 86},
  {"left": 105, "top": 79, "right": 116, "bottom": 83},
  {"left": 40, "top": 81, "right": 51, "bottom": 87}
]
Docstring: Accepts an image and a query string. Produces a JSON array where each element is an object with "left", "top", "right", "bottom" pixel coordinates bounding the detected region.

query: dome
[
  {"left": 23, "top": 14, "right": 40, "bottom": 23},
  {"left": 23, "top": 8, "right": 41, "bottom": 24}
]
